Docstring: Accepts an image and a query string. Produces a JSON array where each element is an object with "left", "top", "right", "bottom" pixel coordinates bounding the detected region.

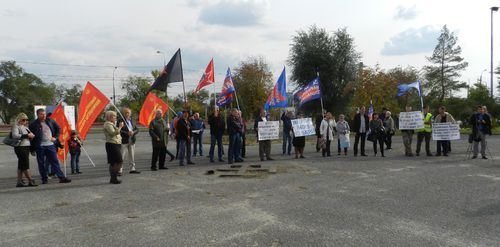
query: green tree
[
  {"left": 0, "top": 61, "right": 57, "bottom": 123},
  {"left": 424, "top": 25, "right": 468, "bottom": 105},
  {"left": 232, "top": 57, "right": 274, "bottom": 119},
  {"left": 61, "top": 84, "right": 83, "bottom": 107},
  {"left": 118, "top": 75, "right": 170, "bottom": 117},
  {"left": 288, "top": 25, "right": 361, "bottom": 115}
]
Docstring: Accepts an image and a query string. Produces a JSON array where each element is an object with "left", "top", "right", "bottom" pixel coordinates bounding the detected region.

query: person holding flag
[{"left": 29, "top": 108, "right": 71, "bottom": 184}]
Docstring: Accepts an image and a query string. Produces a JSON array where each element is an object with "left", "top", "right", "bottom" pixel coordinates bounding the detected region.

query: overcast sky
[{"left": 1, "top": 0, "right": 500, "bottom": 100}]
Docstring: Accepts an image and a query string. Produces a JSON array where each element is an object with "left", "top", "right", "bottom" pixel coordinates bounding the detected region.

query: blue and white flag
[
  {"left": 294, "top": 77, "right": 321, "bottom": 107},
  {"left": 397, "top": 81, "right": 421, "bottom": 97}
]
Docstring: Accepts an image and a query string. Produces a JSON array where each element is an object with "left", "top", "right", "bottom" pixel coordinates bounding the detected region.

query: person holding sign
[
  {"left": 401, "top": 106, "right": 415, "bottom": 157},
  {"left": 254, "top": 109, "right": 273, "bottom": 161},
  {"left": 433, "top": 106, "right": 456, "bottom": 156},
  {"left": 369, "top": 113, "right": 385, "bottom": 157},
  {"left": 470, "top": 105, "right": 492, "bottom": 159},
  {"left": 336, "top": 114, "right": 350, "bottom": 156},
  {"left": 416, "top": 105, "right": 433, "bottom": 157},
  {"left": 320, "top": 112, "right": 336, "bottom": 157},
  {"left": 292, "top": 112, "right": 306, "bottom": 158},
  {"left": 353, "top": 106, "right": 369, "bottom": 156}
]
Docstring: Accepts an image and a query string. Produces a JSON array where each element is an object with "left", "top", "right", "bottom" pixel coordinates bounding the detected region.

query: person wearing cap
[
  {"left": 177, "top": 110, "right": 194, "bottom": 166},
  {"left": 117, "top": 107, "right": 140, "bottom": 174},
  {"left": 29, "top": 108, "right": 71, "bottom": 184},
  {"left": 11, "top": 113, "right": 37, "bottom": 187},
  {"left": 149, "top": 109, "right": 174, "bottom": 170},
  {"left": 68, "top": 130, "right": 82, "bottom": 174}
]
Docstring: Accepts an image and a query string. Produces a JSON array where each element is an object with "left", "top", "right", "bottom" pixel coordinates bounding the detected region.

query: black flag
[{"left": 149, "top": 48, "right": 184, "bottom": 92}]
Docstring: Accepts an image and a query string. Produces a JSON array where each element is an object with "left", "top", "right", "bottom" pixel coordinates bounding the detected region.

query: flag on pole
[
  {"left": 368, "top": 102, "right": 374, "bottom": 121},
  {"left": 139, "top": 92, "right": 169, "bottom": 126},
  {"left": 149, "top": 48, "right": 184, "bottom": 92},
  {"left": 217, "top": 67, "right": 236, "bottom": 107},
  {"left": 264, "top": 67, "right": 287, "bottom": 110},
  {"left": 294, "top": 77, "right": 321, "bottom": 107},
  {"left": 397, "top": 81, "right": 421, "bottom": 97},
  {"left": 77, "top": 82, "right": 110, "bottom": 140},
  {"left": 194, "top": 58, "right": 215, "bottom": 94},
  {"left": 51, "top": 103, "right": 71, "bottom": 163}
]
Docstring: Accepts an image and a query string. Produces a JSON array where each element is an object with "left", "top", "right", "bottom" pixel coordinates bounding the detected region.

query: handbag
[
  {"left": 3, "top": 132, "right": 21, "bottom": 147},
  {"left": 367, "top": 133, "right": 375, "bottom": 142}
]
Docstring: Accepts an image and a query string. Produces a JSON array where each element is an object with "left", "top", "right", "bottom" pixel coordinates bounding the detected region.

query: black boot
[{"left": 110, "top": 164, "right": 121, "bottom": 184}]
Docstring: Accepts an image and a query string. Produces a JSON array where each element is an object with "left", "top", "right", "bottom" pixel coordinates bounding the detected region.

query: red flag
[
  {"left": 139, "top": 92, "right": 169, "bottom": 126},
  {"left": 51, "top": 103, "right": 71, "bottom": 163},
  {"left": 194, "top": 58, "right": 214, "bottom": 94},
  {"left": 77, "top": 82, "right": 110, "bottom": 140}
]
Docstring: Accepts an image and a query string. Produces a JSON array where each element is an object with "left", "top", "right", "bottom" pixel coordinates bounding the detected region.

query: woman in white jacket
[{"left": 320, "top": 112, "right": 336, "bottom": 157}]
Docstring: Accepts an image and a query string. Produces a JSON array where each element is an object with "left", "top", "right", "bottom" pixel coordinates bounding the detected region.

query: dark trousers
[
  {"left": 179, "top": 139, "right": 191, "bottom": 165},
  {"left": 322, "top": 140, "right": 331, "bottom": 156},
  {"left": 241, "top": 133, "right": 246, "bottom": 157},
  {"left": 228, "top": 133, "right": 242, "bottom": 163},
  {"left": 152, "top": 146, "right": 166, "bottom": 168},
  {"left": 373, "top": 136, "right": 384, "bottom": 156},
  {"left": 416, "top": 132, "right": 432, "bottom": 155},
  {"left": 282, "top": 130, "right": 292, "bottom": 154},
  {"left": 70, "top": 151, "right": 81, "bottom": 173},
  {"left": 384, "top": 134, "right": 393, "bottom": 149},
  {"left": 192, "top": 133, "right": 203, "bottom": 156},
  {"left": 209, "top": 134, "right": 223, "bottom": 161},
  {"left": 354, "top": 132, "right": 367, "bottom": 155},
  {"left": 36, "top": 145, "right": 65, "bottom": 181},
  {"left": 258, "top": 140, "right": 272, "bottom": 160},
  {"left": 436, "top": 141, "right": 449, "bottom": 155}
]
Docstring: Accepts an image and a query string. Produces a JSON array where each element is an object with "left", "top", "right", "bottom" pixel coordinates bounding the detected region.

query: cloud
[
  {"left": 380, "top": 25, "right": 440, "bottom": 56},
  {"left": 198, "top": 0, "right": 269, "bottom": 27},
  {"left": 394, "top": 5, "right": 418, "bottom": 20}
]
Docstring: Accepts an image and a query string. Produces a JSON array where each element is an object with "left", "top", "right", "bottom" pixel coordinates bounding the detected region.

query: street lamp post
[
  {"left": 491, "top": 6, "right": 498, "bottom": 98},
  {"left": 156, "top": 50, "right": 166, "bottom": 66},
  {"left": 112, "top": 66, "right": 117, "bottom": 105}
]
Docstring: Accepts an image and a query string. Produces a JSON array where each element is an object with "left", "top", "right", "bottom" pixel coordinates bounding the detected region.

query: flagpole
[
  {"left": 234, "top": 91, "right": 241, "bottom": 111},
  {"left": 109, "top": 102, "right": 126, "bottom": 123},
  {"left": 317, "top": 72, "right": 325, "bottom": 114},
  {"left": 63, "top": 148, "right": 67, "bottom": 176},
  {"left": 81, "top": 146, "right": 96, "bottom": 167}
]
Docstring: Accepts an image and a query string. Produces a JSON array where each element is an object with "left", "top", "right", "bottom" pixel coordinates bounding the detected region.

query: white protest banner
[
  {"left": 432, "top": 122, "right": 461, "bottom": 141},
  {"left": 399, "top": 111, "right": 425, "bottom": 130},
  {"left": 291, "top": 118, "right": 316, "bottom": 137},
  {"left": 34, "top": 105, "right": 76, "bottom": 130},
  {"left": 258, "top": 121, "right": 280, "bottom": 141}
]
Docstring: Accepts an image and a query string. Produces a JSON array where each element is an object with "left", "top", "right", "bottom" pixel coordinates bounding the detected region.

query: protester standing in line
[
  {"left": 117, "top": 107, "right": 140, "bottom": 174},
  {"left": 415, "top": 105, "right": 433, "bottom": 156},
  {"left": 190, "top": 112, "right": 205, "bottom": 157},
  {"left": 150, "top": 109, "right": 175, "bottom": 170},
  {"left": 239, "top": 110, "right": 247, "bottom": 158},
  {"left": 227, "top": 108, "right": 244, "bottom": 164},
  {"left": 433, "top": 106, "right": 456, "bottom": 156},
  {"left": 470, "top": 105, "right": 492, "bottom": 159},
  {"left": 281, "top": 111, "right": 293, "bottom": 156},
  {"left": 29, "top": 108, "right": 71, "bottom": 184},
  {"left": 315, "top": 113, "right": 324, "bottom": 152},
  {"left": 177, "top": 110, "right": 194, "bottom": 166},
  {"left": 401, "top": 106, "right": 415, "bottom": 157},
  {"left": 320, "top": 112, "right": 336, "bottom": 157},
  {"left": 369, "top": 113, "right": 385, "bottom": 157},
  {"left": 68, "top": 130, "right": 82, "bottom": 174},
  {"left": 383, "top": 111, "right": 396, "bottom": 150},
  {"left": 172, "top": 111, "right": 182, "bottom": 159},
  {"left": 353, "top": 106, "right": 369, "bottom": 156},
  {"left": 254, "top": 109, "right": 273, "bottom": 161},
  {"left": 12, "top": 113, "right": 37, "bottom": 187},
  {"left": 103, "top": 111, "right": 124, "bottom": 184},
  {"left": 292, "top": 112, "right": 306, "bottom": 159},
  {"left": 336, "top": 114, "right": 350, "bottom": 156},
  {"left": 208, "top": 108, "right": 225, "bottom": 163}
]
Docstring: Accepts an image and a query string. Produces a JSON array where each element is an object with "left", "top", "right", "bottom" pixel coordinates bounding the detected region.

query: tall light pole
[
  {"left": 491, "top": 6, "right": 498, "bottom": 98},
  {"left": 112, "top": 66, "right": 117, "bottom": 105},
  {"left": 156, "top": 50, "right": 166, "bottom": 66}
]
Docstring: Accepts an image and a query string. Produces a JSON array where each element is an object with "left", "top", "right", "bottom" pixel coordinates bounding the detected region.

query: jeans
[
  {"left": 192, "top": 133, "right": 203, "bottom": 156},
  {"left": 36, "top": 145, "right": 65, "bottom": 181},
  {"left": 473, "top": 132, "right": 487, "bottom": 156},
  {"left": 70, "top": 151, "right": 81, "bottom": 173},
  {"left": 228, "top": 133, "right": 242, "bottom": 163},
  {"left": 354, "top": 132, "right": 366, "bottom": 155},
  {"left": 373, "top": 136, "right": 384, "bottom": 156},
  {"left": 282, "top": 130, "right": 292, "bottom": 155},
  {"left": 178, "top": 139, "right": 191, "bottom": 165},
  {"left": 209, "top": 134, "right": 223, "bottom": 161}
]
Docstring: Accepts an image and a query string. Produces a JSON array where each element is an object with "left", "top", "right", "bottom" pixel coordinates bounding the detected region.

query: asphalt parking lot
[{"left": 0, "top": 133, "right": 499, "bottom": 247}]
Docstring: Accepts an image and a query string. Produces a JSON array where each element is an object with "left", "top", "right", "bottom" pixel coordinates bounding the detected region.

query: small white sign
[
  {"left": 291, "top": 118, "right": 316, "bottom": 137},
  {"left": 399, "top": 111, "right": 425, "bottom": 130},
  {"left": 258, "top": 121, "right": 280, "bottom": 141},
  {"left": 432, "top": 122, "right": 461, "bottom": 141}
]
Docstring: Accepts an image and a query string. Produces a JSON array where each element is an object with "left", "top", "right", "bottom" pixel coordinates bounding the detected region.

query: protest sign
[
  {"left": 432, "top": 122, "right": 461, "bottom": 140},
  {"left": 399, "top": 111, "right": 425, "bottom": 130},
  {"left": 291, "top": 118, "right": 316, "bottom": 137},
  {"left": 258, "top": 121, "right": 280, "bottom": 141}
]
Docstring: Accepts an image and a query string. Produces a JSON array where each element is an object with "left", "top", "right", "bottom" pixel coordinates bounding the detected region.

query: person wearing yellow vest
[{"left": 416, "top": 105, "right": 433, "bottom": 156}]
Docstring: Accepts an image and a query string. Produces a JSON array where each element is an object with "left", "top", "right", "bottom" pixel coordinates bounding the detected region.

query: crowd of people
[{"left": 7, "top": 104, "right": 493, "bottom": 187}]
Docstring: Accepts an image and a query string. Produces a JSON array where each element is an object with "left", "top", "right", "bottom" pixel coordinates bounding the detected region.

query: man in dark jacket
[
  {"left": 177, "top": 110, "right": 194, "bottom": 166},
  {"left": 281, "top": 111, "right": 293, "bottom": 155},
  {"left": 470, "top": 105, "right": 492, "bottom": 159},
  {"left": 117, "top": 107, "right": 140, "bottom": 174},
  {"left": 29, "top": 108, "right": 71, "bottom": 184},
  {"left": 227, "top": 108, "right": 244, "bottom": 164},
  {"left": 149, "top": 109, "right": 174, "bottom": 170},
  {"left": 353, "top": 106, "right": 369, "bottom": 156},
  {"left": 189, "top": 112, "right": 205, "bottom": 157},
  {"left": 208, "top": 108, "right": 225, "bottom": 162}
]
